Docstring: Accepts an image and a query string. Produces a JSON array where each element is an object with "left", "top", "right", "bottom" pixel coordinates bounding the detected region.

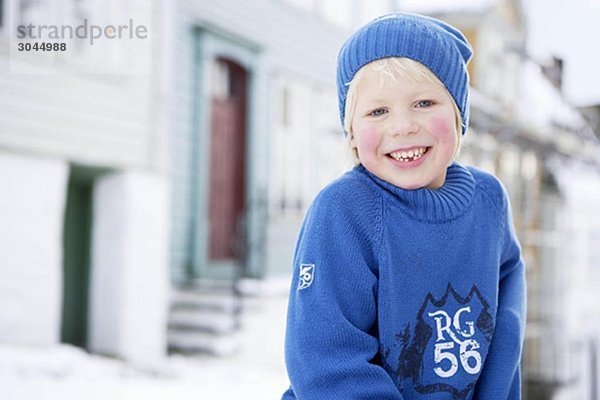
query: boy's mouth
[{"left": 387, "top": 147, "right": 429, "bottom": 162}]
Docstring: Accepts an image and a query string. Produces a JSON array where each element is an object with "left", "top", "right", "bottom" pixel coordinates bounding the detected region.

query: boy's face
[{"left": 350, "top": 66, "right": 459, "bottom": 190}]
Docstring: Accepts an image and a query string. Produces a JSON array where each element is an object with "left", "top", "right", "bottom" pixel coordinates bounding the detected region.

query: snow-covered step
[
  {"left": 168, "top": 308, "right": 238, "bottom": 334},
  {"left": 168, "top": 330, "right": 242, "bottom": 356},
  {"left": 168, "top": 283, "right": 242, "bottom": 357},
  {"left": 170, "top": 289, "right": 240, "bottom": 313}
]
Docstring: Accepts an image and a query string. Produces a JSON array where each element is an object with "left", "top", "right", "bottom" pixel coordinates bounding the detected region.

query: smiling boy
[{"left": 282, "top": 13, "right": 526, "bottom": 400}]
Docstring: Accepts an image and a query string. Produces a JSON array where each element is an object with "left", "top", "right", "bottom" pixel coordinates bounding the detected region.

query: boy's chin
[{"left": 381, "top": 171, "right": 445, "bottom": 190}]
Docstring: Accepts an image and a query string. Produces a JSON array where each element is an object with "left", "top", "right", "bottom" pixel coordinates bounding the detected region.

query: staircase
[{"left": 168, "top": 280, "right": 243, "bottom": 356}]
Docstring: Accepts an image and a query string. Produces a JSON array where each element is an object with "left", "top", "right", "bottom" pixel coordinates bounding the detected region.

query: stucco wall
[{"left": 0, "top": 152, "right": 68, "bottom": 345}]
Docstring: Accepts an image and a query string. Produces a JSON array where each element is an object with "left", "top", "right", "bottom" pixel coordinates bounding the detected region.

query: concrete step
[
  {"left": 168, "top": 308, "right": 238, "bottom": 333},
  {"left": 168, "top": 283, "right": 242, "bottom": 356},
  {"left": 170, "top": 289, "right": 240, "bottom": 313},
  {"left": 168, "top": 329, "right": 242, "bottom": 356}
]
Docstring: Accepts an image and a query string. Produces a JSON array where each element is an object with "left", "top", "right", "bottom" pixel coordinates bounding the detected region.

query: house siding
[{"left": 0, "top": 0, "right": 169, "bottom": 366}]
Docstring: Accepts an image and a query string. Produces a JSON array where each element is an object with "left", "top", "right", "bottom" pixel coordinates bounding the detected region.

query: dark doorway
[
  {"left": 61, "top": 168, "right": 94, "bottom": 348},
  {"left": 208, "top": 58, "right": 248, "bottom": 265}
]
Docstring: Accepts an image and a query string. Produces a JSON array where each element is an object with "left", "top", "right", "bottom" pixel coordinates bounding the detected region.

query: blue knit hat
[{"left": 337, "top": 13, "right": 473, "bottom": 135}]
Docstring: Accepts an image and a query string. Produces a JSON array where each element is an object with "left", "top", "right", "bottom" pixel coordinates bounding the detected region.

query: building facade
[
  {"left": 0, "top": 0, "right": 170, "bottom": 367},
  {"left": 426, "top": 1, "right": 600, "bottom": 399}
]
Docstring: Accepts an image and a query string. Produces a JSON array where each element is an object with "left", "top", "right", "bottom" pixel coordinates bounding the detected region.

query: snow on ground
[{"left": 0, "top": 293, "right": 290, "bottom": 400}]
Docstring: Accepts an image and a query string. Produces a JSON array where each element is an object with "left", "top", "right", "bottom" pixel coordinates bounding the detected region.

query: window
[
  {"left": 281, "top": 85, "right": 291, "bottom": 127},
  {"left": 62, "top": 0, "right": 148, "bottom": 74},
  {"left": 211, "top": 59, "right": 232, "bottom": 100},
  {"left": 518, "top": 151, "right": 540, "bottom": 228},
  {"left": 271, "top": 78, "right": 350, "bottom": 218},
  {"left": 66, "top": 0, "right": 119, "bottom": 64},
  {"left": 590, "top": 229, "right": 600, "bottom": 282},
  {"left": 271, "top": 77, "right": 312, "bottom": 217}
]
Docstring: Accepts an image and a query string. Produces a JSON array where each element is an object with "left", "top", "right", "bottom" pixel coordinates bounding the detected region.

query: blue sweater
[{"left": 283, "top": 163, "right": 526, "bottom": 400}]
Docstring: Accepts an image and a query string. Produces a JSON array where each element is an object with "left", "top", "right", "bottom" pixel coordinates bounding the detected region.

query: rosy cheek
[
  {"left": 356, "top": 127, "right": 380, "bottom": 152},
  {"left": 430, "top": 116, "right": 454, "bottom": 140}
]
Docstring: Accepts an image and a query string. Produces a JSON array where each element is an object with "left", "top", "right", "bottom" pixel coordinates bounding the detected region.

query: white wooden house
[{"left": 0, "top": 0, "right": 169, "bottom": 367}]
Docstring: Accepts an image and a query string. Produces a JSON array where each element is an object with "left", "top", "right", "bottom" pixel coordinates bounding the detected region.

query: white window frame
[{"left": 271, "top": 76, "right": 313, "bottom": 218}]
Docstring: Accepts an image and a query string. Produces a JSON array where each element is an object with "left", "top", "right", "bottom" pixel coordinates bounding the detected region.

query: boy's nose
[{"left": 389, "top": 112, "right": 419, "bottom": 136}]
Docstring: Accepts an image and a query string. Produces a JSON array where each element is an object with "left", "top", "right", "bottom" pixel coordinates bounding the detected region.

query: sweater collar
[{"left": 355, "top": 162, "right": 475, "bottom": 222}]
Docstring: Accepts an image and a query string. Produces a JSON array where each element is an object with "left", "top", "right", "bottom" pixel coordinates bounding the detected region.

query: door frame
[
  {"left": 190, "top": 26, "right": 263, "bottom": 281},
  {"left": 61, "top": 164, "right": 110, "bottom": 348}
]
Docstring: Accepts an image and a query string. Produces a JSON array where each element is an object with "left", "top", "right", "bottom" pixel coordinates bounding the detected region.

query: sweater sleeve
[
  {"left": 282, "top": 183, "right": 403, "bottom": 400},
  {"left": 473, "top": 187, "right": 526, "bottom": 399}
]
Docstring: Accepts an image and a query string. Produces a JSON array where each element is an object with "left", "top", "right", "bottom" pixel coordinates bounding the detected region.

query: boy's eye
[
  {"left": 416, "top": 100, "right": 434, "bottom": 108},
  {"left": 368, "top": 108, "right": 388, "bottom": 117}
]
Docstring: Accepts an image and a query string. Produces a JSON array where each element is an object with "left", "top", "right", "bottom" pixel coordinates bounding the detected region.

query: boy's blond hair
[{"left": 343, "top": 57, "right": 463, "bottom": 165}]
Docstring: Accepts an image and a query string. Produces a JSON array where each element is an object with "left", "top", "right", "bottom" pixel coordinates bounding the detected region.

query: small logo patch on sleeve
[{"left": 298, "top": 263, "right": 316, "bottom": 290}]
